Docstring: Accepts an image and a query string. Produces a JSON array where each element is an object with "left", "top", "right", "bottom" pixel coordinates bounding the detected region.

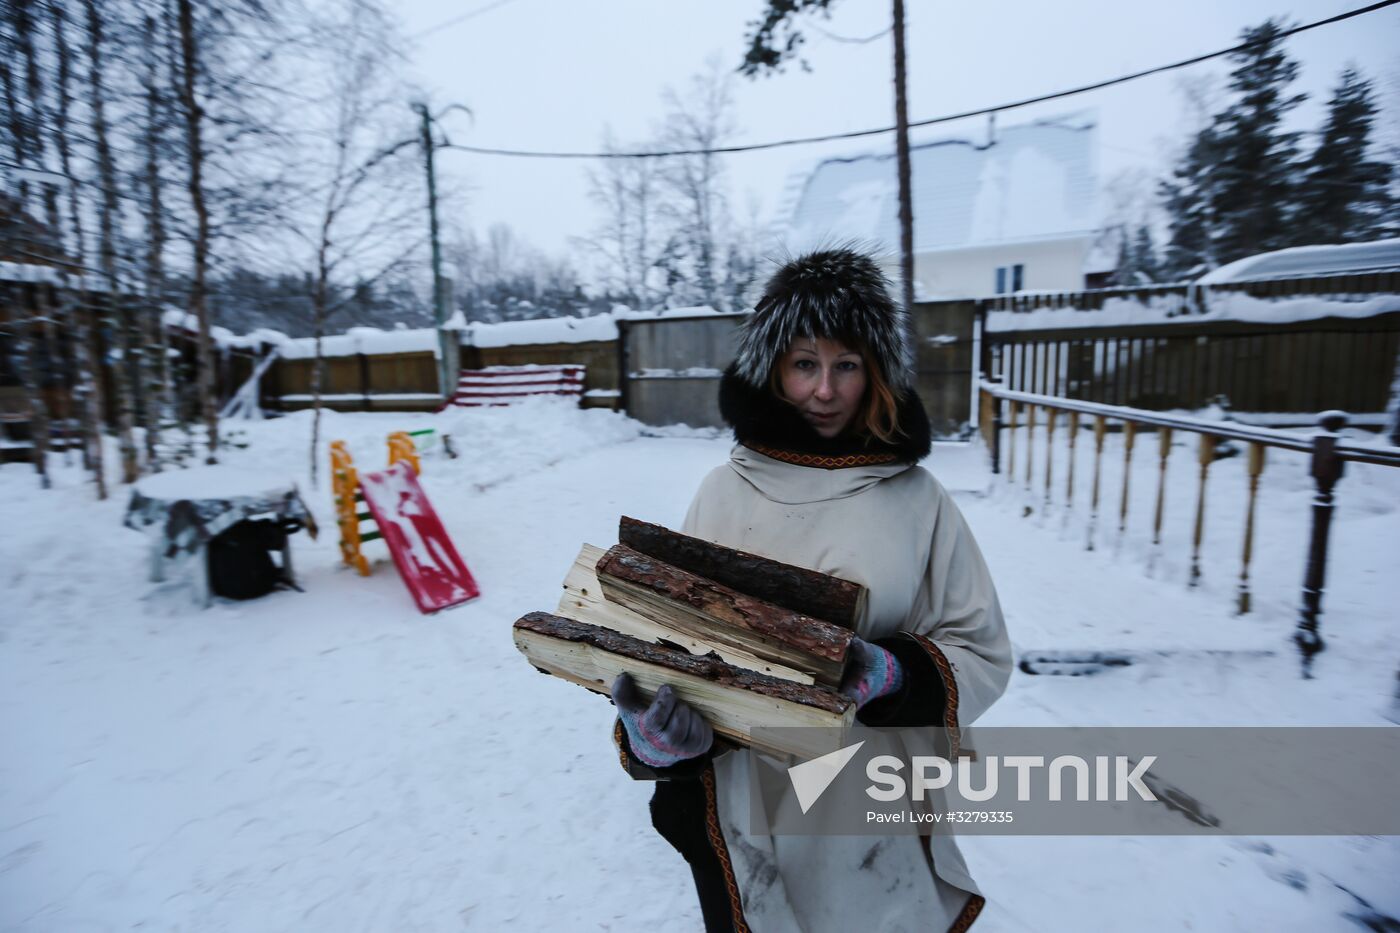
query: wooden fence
[
  {"left": 969, "top": 272, "right": 1400, "bottom": 424},
  {"left": 982, "top": 313, "right": 1400, "bottom": 420},
  {"left": 269, "top": 338, "right": 621, "bottom": 412}
]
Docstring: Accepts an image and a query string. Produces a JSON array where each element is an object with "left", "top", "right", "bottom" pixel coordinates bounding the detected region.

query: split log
[
  {"left": 513, "top": 611, "right": 854, "bottom": 760},
  {"left": 596, "top": 544, "right": 854, "bottom": 687},
  {"left": 619, "top": 515, "right": 866, "bottom": 628},
  {"left": 559, "top": 544, "right": 815, "bottom": 685}
]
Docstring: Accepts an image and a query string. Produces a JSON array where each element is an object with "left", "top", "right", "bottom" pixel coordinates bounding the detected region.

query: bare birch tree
[
  {"left": 138, "top": 9, "right": 175, "bottom": 470},
  {"left": 282, "top": 0, "right": 422, "bottom": 487},
  {"left": 83, "top": 0, "right": 140, "bottom": 483},
  {"left": 657, "top": 58, "right": 737, "bottom": 310},
  {"left": 51, "top": 0, "right": 106, "bottom": 496},
  {"left": 173, "top": 0, "right": 221, "bottom": 464},
  {"left": 581, "top": 130, "right": 664, "bottom": 309}
]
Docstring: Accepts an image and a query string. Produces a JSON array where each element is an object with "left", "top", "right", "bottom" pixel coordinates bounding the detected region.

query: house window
[{"left": 994, "top": 264, "right": 1025, "bottom": 294}]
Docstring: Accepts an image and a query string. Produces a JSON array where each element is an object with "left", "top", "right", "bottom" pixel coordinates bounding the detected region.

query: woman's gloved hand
[
  {"left": 839, "top": 637, "right": 905, "bottom": 709},
  {"left": 612, "top": 673, "right": 715, "bottom": 769}
]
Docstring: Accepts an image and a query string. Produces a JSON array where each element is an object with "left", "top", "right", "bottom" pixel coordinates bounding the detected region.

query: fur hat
[{"left": 734, "top": 247, "right": 915, "bottom": 392}]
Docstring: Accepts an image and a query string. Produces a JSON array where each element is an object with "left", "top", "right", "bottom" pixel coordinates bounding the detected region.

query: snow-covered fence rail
[
  {"left": 978, "top": 383, "right": 1400, "bottom": 677},
  {"left": 982, "top": 271, "right": 1400, "bottom": 315}
]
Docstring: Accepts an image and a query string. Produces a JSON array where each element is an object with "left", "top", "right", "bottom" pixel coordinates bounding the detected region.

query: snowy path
[{"left": 2, "top": 404, "right": 1397, "bottom": 931}]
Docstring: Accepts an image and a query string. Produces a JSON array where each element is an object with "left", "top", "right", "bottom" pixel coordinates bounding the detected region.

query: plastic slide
[{"left": 357, "top": 460, "right": 480, "bottom": 613}]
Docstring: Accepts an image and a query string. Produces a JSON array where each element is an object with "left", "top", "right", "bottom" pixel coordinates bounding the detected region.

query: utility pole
[
  {"left": 892, "top": 0, "right": 915, "bottom": 316},
  {"left": 414, "top": 102, "right": 452, "bottom": 400}
]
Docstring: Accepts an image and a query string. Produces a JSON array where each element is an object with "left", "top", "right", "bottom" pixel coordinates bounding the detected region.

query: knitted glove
[
  {"left": 612, "top": 673, "right": 714, "bottom": 769},
  {"left": 839, "top": 637, "right": 905, "bottom": 709}
]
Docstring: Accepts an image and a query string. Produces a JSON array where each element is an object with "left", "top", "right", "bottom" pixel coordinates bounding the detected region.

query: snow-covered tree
[
  {"left": 580, "top": 130, "right": 664, "bottom": 309},
  {"left": 1297, "top": 67, "right": 1395, "bottom": 244},
  {"left": 657, "top": 57, "right": 738, "bottom": 310},
  {"left": 1161, "top": 19, "right": 1307, "bottom": 275},
  {"left": 1210, "top": 19, "right": 1307, "bottom": 262}
]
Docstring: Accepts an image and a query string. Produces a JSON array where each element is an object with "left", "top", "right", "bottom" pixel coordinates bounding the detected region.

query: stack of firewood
[{"left": 512, "top": 517, "right": 867, "bottom": 759}]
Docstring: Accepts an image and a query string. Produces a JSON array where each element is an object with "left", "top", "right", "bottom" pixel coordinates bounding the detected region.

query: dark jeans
[{"left": 650, "top": 779, "right": 739, "bottom": 933}]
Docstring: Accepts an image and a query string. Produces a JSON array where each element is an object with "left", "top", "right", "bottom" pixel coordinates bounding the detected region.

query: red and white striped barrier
[{"left": 442, "top": 365, "right": 586, "bottom": 409}]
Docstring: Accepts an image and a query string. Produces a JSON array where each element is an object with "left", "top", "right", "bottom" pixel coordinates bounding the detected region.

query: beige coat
[{"left": 680, "top": 445, "right": 1013, "bottom": 933}]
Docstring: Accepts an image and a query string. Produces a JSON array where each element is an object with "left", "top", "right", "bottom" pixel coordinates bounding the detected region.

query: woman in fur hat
[{"left": 610, "top": 247, "right": 1012, "bottom": 932}]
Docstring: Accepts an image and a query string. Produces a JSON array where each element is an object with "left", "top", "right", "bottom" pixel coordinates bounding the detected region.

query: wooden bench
[{"left": 443, "top": 364, "right": 586, "bottom": 409}]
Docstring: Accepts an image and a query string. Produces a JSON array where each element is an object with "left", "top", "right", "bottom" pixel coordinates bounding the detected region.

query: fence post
[
  {"left": 1294, "top": 411, "right": 1348, "bottom": 678},
  {"left": 616, "top": 319, "right": 631, "bottom": 416}
]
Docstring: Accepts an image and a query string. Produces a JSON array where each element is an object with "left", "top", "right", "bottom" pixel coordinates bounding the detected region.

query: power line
[
  {"left": 812, "top": 25, "right": 891, "bottom": 45},
  {"left": 409, "top": 0, "right": 525, "bottom": 40},
  {"left": 438, "top": 0, "right": 1400, "bottom": 160}
]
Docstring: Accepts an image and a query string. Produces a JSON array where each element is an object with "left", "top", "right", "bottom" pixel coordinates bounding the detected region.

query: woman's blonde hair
[{"left": 769, "top": 341, "right": 904, "bottom": 445}]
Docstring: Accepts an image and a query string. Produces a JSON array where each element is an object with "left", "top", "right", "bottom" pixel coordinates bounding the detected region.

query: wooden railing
[{"left": 978, "top": 382, "right": 1400, "bottom": 676}]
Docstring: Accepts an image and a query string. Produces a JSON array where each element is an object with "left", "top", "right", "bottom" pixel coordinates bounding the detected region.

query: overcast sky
[{"left": 390, "top": 0, "right": 1399, "bottom": 266}]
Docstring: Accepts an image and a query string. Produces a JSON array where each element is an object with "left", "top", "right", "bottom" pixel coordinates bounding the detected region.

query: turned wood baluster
[
  {"left": 1065, "top": 411, "right": 1080, "bottom": 507},
  {"left": 1087, "top": 415, "right": 1107, "bottom": 551},
  {"left": 1236, "top": 441, "right": 1266, "bottom": 615},
  {"left": 1024, "top": 404, "right": 1036, "bottom": 492},
  {"left": 1118, "top": 421, "right": 1137, "bottom": 535},
  {"left": 1152, "top": 427, "right": 1173, "bottom": 546},
  {"left": 1007, "top": 401, "right": 1019, "bottom": 483},
  {"left": 1189, "top": 433, "right": 1216, "bottom": 588}
]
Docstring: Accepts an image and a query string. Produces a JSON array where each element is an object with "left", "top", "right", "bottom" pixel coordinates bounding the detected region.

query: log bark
[
  {"left": 596, "top": 543, "right": 854, "bottom": 687},
  {"left": 618, "top": 515, "right": 866, "bottom": 628},
  {"left": 513, "top": 612, "right": 854, "bottom": 760},
  {"left": 559, "top": 544, "right": 815, "bottom": 685}
]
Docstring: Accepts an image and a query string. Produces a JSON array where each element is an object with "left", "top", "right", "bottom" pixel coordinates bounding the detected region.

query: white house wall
[{"left": 910, "top": 235, "right": 1095, "bottom": 299}]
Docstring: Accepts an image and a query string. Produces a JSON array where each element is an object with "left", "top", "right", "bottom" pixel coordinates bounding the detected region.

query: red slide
[{"left": 358, "top": 461, "right": 481, "bottom": 614}]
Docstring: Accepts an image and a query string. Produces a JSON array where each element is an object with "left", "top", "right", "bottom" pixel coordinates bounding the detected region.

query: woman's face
[{"left": 777, "top": 336, "right": 868, "bottom": 439}]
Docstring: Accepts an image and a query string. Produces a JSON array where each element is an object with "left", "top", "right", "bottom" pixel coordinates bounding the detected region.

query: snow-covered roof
[
  {"left": 782, "top": 111, "right": 1098, "bottom": 254},
  {"left": 162, "top": 308, "right": 290, "bottom": 352},
  {"left": 1196, "top": 238, "right": 1400, "bottom": 285}
]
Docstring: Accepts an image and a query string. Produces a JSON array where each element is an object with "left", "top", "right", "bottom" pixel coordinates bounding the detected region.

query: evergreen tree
[
  {"left": 1209, "top": 19, "right": 1306, "bottom": 263},
  {"left": 1132, "top": 225, "right": 1160, "bottom": 283},
  {"left": 1298, "top": 67, "right": 1395, "bottom": 243},
  {"left": 1160, "top": 19, "right": 1306, "bottom": 275},
  {"left": 1111, "top": 223, "right": 1162, "bottom": 285},
  {"left": 1160, "top": 127, "right": 1225, "bottom": 277}
]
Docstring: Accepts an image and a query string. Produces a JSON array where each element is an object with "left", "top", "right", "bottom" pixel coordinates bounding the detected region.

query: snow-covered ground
[{"left": 2, "top": 400, "right": 1397, "bottom": 932}]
